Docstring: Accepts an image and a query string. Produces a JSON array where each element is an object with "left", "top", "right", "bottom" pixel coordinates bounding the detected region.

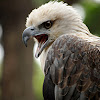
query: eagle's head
[{"left": 22, "top": 1, "right": 89, "bottom": 58}]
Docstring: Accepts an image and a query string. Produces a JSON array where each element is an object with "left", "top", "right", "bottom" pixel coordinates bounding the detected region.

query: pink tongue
[{"left": 35, "top": 35, "right": 47, "bottom": 58}]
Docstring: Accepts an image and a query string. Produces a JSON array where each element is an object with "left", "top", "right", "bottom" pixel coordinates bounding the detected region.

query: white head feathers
[
  {"left": 26, "top": 1, "right": 91, "bottom": 39},
  {"left": 26, "top": 1, "right": 82, "bottom": 27}
]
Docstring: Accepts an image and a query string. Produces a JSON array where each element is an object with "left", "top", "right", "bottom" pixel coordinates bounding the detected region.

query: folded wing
[{"left": 44, "top": 34, "right": 100, "bottom": 100}]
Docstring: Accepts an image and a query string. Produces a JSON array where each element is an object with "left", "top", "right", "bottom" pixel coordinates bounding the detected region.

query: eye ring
[{"left": 44, "top": 21, "right": 52, "bottom": 29}]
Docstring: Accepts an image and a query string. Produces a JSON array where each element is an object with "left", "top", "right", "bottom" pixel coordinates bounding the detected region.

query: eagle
[{"left": 22, "top": 1, "right": 100, "bottom": 100}]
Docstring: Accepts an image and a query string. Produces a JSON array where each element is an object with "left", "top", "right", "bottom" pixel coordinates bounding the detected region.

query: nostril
[{"left": 31, "top": 28, "right": 34, "bottom": 31}]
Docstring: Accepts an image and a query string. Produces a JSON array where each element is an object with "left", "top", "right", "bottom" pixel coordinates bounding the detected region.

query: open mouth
[
  {"left": 34, "top": 34, "right": 49, "bottom": 58},
  {"left": 35, "top": 34, "right": 48, "bottom": 46},
  {"left": 22, "top": 26, "right": 51, "bottom": 58}
]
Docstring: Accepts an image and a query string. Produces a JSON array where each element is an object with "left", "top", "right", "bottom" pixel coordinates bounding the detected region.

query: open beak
[{"left": 22, "top": 26, "right": 51, "bottom": 58}]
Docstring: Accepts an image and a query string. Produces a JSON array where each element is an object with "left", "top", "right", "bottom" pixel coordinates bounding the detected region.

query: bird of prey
[{"left": 22, "top": 1, "right": 100, "bottom": 100}]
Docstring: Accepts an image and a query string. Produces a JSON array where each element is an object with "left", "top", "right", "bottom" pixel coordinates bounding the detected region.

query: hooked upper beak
[
  {"left": 22, "top": 26, "right": 38, "bottom": 47},
  {"left": 22, "top": 26, "right": 52, "bottom": 58}
]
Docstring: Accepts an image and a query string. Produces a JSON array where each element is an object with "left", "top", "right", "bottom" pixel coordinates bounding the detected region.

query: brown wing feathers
[{"left": 44, "top": 34, "right": 100, "bottom": 99}]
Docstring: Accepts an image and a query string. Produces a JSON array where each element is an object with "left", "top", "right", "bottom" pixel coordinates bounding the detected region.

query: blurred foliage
[
  {"left": 82, "top": 0, "right": 100, "bottom": 36},
  {"left": 33, "top": 60, "right": 44, "bottom": 100},
  {"left": 32, "top": 0, "right": 49, "bottom": 7}
]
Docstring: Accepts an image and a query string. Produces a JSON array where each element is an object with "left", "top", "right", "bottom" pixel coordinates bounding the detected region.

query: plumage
[
  {"left": 44, "top": 35, "right": 100, "bottom": 100},
  {"left": 22, "top": 1, "right": 100, "bottom": 100}
]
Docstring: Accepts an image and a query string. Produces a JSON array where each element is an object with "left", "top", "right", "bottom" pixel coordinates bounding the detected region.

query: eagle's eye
[{"left": 44, "top": 21, "right": 52, "bottom": 29}]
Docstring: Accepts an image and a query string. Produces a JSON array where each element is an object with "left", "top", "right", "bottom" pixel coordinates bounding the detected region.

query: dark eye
[{"left": 44, "top": 21, "right": 52, "bottom": 29}]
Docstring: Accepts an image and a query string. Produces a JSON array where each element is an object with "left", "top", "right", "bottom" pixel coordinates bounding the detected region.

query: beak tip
[{"left": 22, "top": 36, "right": 29, "bottom": 47}]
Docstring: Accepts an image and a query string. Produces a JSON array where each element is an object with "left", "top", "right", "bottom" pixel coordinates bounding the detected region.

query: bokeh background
[{"left": 0, "top": 0, "right": 100, "bottom": 100}]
